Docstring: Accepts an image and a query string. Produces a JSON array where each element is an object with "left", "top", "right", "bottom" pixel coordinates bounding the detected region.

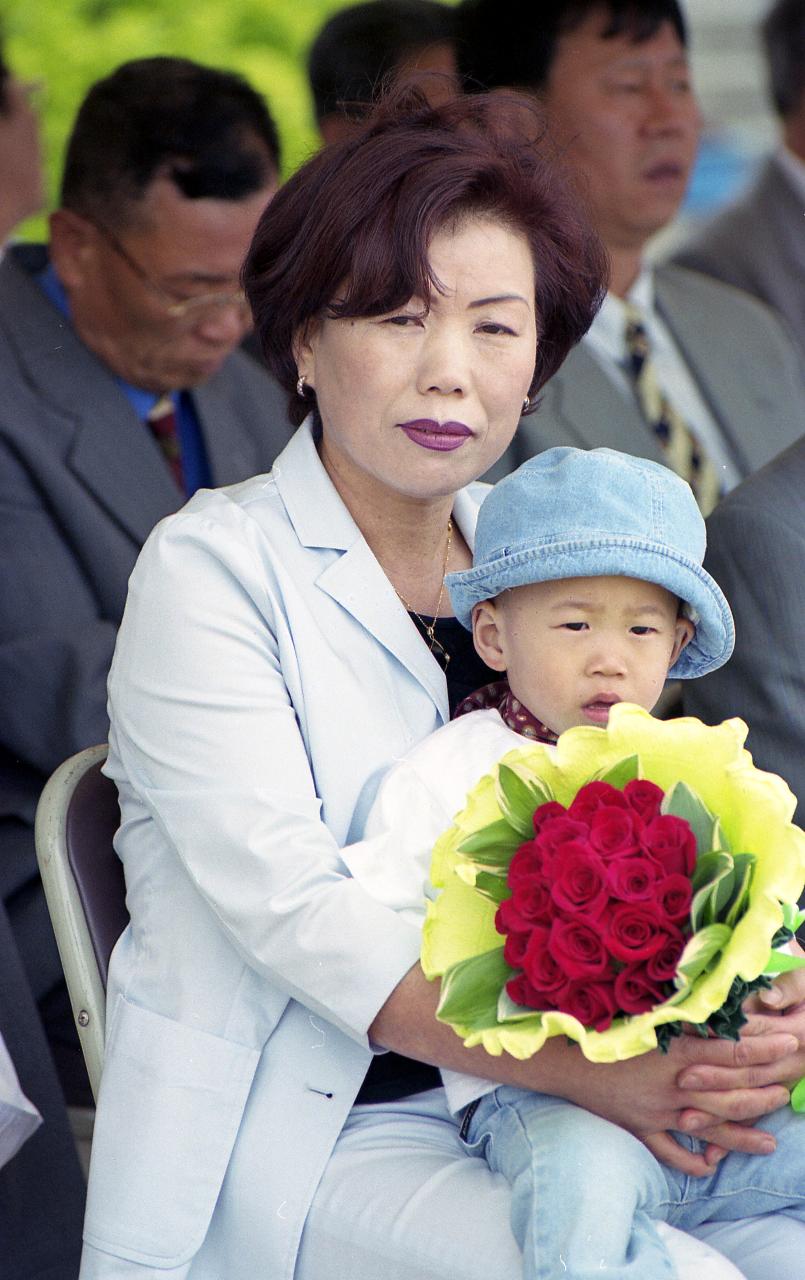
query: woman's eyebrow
[{"left": 468, "top": 294, "right": 530, "bottom": 309}]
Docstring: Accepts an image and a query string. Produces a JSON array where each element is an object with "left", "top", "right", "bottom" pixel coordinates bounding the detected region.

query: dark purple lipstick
[{"left": 398, "top": 419, "right": 473, "bottom": 452}]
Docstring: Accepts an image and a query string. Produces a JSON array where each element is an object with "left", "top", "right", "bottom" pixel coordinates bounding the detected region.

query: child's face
[{"left": 472, "top": 575, "right": 694, "bottom": 735}]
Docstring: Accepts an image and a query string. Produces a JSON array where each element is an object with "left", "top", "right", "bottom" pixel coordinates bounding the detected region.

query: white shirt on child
[{"left": 343, "top": 707, "right": 542, "bottom": 1114}]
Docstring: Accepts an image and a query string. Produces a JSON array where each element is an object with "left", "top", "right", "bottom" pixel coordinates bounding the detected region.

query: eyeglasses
[{"left": 90, "top": 220, "right": 249, "bottom": 321}]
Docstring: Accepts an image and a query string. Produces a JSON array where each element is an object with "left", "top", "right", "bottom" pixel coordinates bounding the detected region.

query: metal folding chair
[{"left": 34, "top": 745, "right": 128, "bottom": 1100}]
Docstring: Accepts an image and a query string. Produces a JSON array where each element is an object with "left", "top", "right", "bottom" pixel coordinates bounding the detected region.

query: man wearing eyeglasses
[{"left": 0, "top": 58, "right": 289, "bottom": 1140}]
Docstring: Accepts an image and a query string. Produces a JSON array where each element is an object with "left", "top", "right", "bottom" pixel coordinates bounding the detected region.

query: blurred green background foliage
[{"left": 3, "top": 0, "right": 455, "bottom": 235}]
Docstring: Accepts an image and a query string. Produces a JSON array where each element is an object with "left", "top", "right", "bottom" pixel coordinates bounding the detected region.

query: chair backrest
[{"left": 34, "top": 744, "right": 128, "bottom": 1100}]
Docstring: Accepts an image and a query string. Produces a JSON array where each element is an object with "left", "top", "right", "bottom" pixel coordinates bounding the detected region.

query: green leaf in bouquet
[
  {"left": 790, "top": 1077, "right": 805, "bottom": 1113},
  {"left": 691, "top": 849, "right": 732, "bottom": 894},
  {"left": 457, "top": 819, "right": 523, "bottom": 869},
  {"left": 662, "top": 782, "right": 729, "bottom": 856},
  {"left": 690, "top": 852, "right": 735, "bottom": 930},
  {"left": 722, "top": 853, "right": 756, "bottom": 927},
  {"left": 708, "top": 853, "right": 754, "bottom": 924},
  {"left": 702, "top": 972, "right": 772, "bottom": 1041},
  {"left": 497, "top": 987, "right": 542, "bottom": 1024},
  {"left": 591, "top": 754, "right": 639, "bottom": 788},
  {"left": 655, "top": 1020, "right": 686, "bottom": 1054},
  {"left": 495, "top": 765, "right": 554, "bottom": 838},
  {"left": 763, "top": 950, "right": 805, "bottom": 975},
  {"left": 673, "top": 922, "right": 732, "bottom": 990},
  {"left": 473, "top": 870, "right": 511, "bottom": 905},
  {"left": 780, "top": 902, "right": 805, "bottom": 936},
  {"left": 437, "top": 947, "right": 513, "bottom": 1033}
]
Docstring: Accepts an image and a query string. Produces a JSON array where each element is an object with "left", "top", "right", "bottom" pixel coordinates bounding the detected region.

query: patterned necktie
[
  {"left": 146, "top": 394, "right": 185, "bottom": 493},
  {"left": 622, "top": 304, "right": 721, "bottom": 516}
]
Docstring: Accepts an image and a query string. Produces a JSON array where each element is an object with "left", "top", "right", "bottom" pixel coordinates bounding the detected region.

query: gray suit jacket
[
  {"left": 485, "top": 264, "right": 804, "bottom": 483},
  {"left": 672, "top": 156, "right": 805, "bottom": 363},
  {"left": 683, "top": 435, "right": 805, "bottom": 827},
  {"left": 0, "top": 245, "right": 292, "bottom": 1278},
  {"left": 0, "top": 245, "right": 294, "bottom": 900}
]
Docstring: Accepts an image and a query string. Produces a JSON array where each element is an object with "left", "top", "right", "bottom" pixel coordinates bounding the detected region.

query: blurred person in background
[
  {"left": 309, "top": 0, "right": 458, "bottom": 144},
  {"left": 0, "top": 37, "right": 88, "bottom": 1280},
  {"left": 684, "top": 434, "right": 805, "bottom": 829},
  {"left": 673, "top": 0, "right": 805, "bottom": 361},
  {"left": 0, "top": 56, "right": 291, "bottom": 1127},
  {"left": 458, "top": 0, "right": 804, "bottom": 511},
  {"left": 0, "top": 51, "right": 43, "bottom": 243}
]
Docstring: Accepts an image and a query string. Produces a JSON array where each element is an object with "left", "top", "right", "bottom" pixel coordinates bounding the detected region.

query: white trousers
[{"left": 296, "top": 1090, "right": 804, "bottom": 1280}]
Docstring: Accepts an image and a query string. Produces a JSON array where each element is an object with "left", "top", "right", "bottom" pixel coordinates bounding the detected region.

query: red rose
[
  {"left": 502, "top": 928, "right": 531, "bottom": 969},
  {"left": 496, "top": 895, "right": 532, "bottom": 936},
  {"left": 614, "top": 963, "right": 668, "bottom": 1014},
  {"left": 604, "top": 902, "right": 664, "bottom": 962},
  {"left": 656, "top": 873, "right": 693, "bottom": 924},
  {"left": 506, "top": 973, "right": 553, "bottom": 1010},
  {"left": 557, "top": 979, "right": 618, "bottom": 1031},
  {"left": 511, "top": 878, "right": 553, "bottom": 925},
  {"left": 605, "top": 854, "right": 658, "bottom": 902},
  {"left": 535, "top": 815, "right": 589, "bottom": 862},
  {"left": 568, "top": 781, "right": 628, "bottom": 823},
  {"left": 640, "top": 815, "right": 697, "bottom": 878},
  {"left": 523, "top": 927, "right": 572, "bottom": 997},
  {"left": 646, "top": 928, "right": 686, "bottom": 982},
  {"left": 508, "top": 839, "right": 546, "bottom": 887},
  {"left": 588, "top": 807, "right": 641, "bottom": 859},
  {"left": 623, "top": 779, "right": 665, "bottom": 824},
  {"left": 532, "top": 800, "right": 568, "bottom": 834},
  {"left": 548, "top": 916, "right": 609, "bottom": 979},
  {"left": 550, "top": 845, "right": 609, "bottom": 917}
]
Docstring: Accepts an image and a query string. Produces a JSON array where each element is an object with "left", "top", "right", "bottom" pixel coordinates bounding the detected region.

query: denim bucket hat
[{"left": 447, "top": 447, "right": 734, "bottom": 679}]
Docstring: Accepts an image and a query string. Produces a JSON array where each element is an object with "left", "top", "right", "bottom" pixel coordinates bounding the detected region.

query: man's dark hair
[
  {"left": 61, "top": 57, "right": 280, "bottom": 221},
  {"left": 762, "top": 0, "right": 805, "bottom": 118},
  {"left": 457, "top": 0, "right": 686, "bottom": 93},
  {"left": 309, "top": 0, "right": 455, "bottom": 124}
]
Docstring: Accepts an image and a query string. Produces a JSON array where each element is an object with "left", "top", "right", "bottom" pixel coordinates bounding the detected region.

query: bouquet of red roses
[
  {"left": 499, "top": 776, "right": 762, "bottom": 1046},
  {"left": 421, "top": 704, "right": 805, "bottom": 1069}
]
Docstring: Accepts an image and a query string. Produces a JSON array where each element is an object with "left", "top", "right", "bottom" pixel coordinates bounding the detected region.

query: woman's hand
[
  {"left": 676, "top": 962, "right": 805, "bottom": 1104},
  {"left": 376, "top": 965, "right": 798, "bottom": 1177},
  {"left": 744, "top": 938, "right": 805, "bottom": 1022},
  {"left": 667, "top": 951, "right": 805, "bottom": 1169},
  {"left": 552, "top": 1029, "right": 793, "bottom": 1141},
  {"left": 544, "top": 1028, "right": 795, "bottom": 1176},
  {"left": 499, "top": 1021, "right": 794, "bottom": 1176}
]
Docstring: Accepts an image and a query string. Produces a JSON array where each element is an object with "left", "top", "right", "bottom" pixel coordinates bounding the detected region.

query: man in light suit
[
  {"left": 0, "top": 57, "right": 291, "bottom": 1270},
  {"left": 673, "top": 0, "right": 805, "bottom": 362},
  {"left": 683, "top": 435, "right": 805, "bottom": 828},
  {"left": 457, "top": 0, "right": 804, "bottom": 490}
]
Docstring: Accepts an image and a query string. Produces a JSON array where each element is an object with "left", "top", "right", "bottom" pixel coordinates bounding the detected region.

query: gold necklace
[{"left": 394, "top": 518, "right": 453, "bottom": 669}]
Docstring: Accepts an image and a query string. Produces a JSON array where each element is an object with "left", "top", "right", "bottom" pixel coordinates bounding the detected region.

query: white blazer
[{"left": 80, "top": 420, "right": 484, "bottom": 1278}]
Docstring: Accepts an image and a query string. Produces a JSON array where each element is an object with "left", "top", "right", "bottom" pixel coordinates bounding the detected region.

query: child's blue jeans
[{"left": 461, "top": 1086, "right": 805, "bottom": 1280}]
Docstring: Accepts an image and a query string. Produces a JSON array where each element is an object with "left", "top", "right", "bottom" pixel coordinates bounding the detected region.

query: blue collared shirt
[{"left": 38, "top": 263, "right": 212, "bottom": 496}]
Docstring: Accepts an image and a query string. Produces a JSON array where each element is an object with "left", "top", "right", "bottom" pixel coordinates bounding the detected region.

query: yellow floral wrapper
[{"left": 421, "top": 704, "right": 805, "bottom": 1063}]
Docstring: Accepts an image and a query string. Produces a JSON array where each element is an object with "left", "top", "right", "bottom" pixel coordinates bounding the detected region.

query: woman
[{"left": 81, "top": 89, "right": 805, "bottom": 1279}]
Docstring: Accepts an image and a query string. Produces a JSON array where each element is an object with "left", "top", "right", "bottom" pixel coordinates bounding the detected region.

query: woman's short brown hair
[{"left": 244, "top": 84, "right": 608, "bottom": 425}]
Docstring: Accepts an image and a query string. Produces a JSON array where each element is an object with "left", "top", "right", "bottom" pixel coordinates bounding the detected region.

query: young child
[{"left": 344, "top": 447, "right": 805, "bottom": 1280}]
